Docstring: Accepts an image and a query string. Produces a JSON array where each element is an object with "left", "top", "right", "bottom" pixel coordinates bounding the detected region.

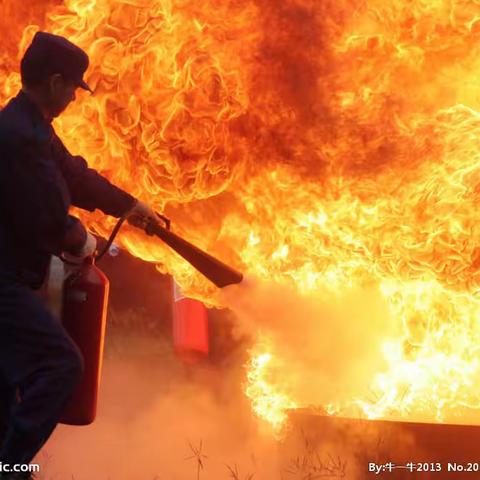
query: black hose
[
  {"left": 59, "top": 210, "right": 170, "bottom": 265},
  {"left": 94, "top": 215, "right": 128, "bottom": 262},
  {"left": 93, "top": 210, "right": 171, "bottom": 262}
]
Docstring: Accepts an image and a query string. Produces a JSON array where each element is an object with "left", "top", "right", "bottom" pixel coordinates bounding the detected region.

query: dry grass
[
  {"left": 283, "top": 430, "right": 347, "bottom": 479},
  {"left": 37, "top": 434, "right": 354, "bottom": 479}
]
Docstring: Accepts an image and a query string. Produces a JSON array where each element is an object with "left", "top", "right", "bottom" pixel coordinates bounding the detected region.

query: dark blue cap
[{"left": 21, "top": 31, "right": 93, "bottom": 93}]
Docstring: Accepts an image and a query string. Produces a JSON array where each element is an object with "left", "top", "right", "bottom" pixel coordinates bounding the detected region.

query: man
[{"left": 0, "top": 32, "right": 157, "bottom": 478}]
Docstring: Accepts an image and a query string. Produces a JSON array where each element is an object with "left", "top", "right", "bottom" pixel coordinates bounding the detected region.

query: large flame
[{"left": 3, "top": 0, "right": 480, "bottom": 433}]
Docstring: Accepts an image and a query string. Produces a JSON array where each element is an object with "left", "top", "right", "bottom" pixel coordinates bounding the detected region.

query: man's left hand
[{"left": 127, "top": 199, "right": 158, "bottom": 230}]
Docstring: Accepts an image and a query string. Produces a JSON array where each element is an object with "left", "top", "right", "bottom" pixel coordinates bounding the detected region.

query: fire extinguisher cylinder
[{"left": 59, "top": 256, "right": 109, "bottom": 426}]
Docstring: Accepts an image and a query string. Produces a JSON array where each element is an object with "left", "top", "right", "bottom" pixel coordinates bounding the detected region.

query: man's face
[{"left": 47, "top": 74, "right": 78, "bottom": 118}]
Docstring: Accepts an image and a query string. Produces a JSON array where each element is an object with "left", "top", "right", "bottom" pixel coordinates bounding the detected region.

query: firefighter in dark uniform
[{"left": 0, "top": 32, "right": 157, "bottom": 478}]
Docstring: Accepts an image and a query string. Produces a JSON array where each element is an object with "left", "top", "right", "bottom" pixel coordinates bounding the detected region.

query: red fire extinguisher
[
  {"left": 59, "top": 256, "right": 109, "bottom": 425},
  {"left": 55, "top": 214, "right": 131, "bottom": 425}
]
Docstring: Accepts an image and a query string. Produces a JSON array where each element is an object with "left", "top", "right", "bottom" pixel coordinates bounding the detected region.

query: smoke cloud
[
  {"left": 39, "top": 334, "right": 279, "bottom": 480},
  {"left": 221, "top": 276, "right": 401, "bottom": 408},
  {"left": 38, "top": 273, "right": 401, "bottom": 479}
]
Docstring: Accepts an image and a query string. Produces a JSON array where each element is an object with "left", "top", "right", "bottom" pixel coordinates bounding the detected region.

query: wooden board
[{"left": 281, "top": 408, "right": 480, "bottom": 479}]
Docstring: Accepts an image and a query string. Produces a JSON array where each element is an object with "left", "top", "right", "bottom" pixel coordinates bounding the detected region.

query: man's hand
[
  {"left": 65, "top": 231, "right": 97, "bottom": 261},
  {"left": 62, "top": 216, "right": 88, "bottom": 255},
  {"left": 127, "top": 199, "right": 158, "bottom": 230},
  {"left": 74, "top": 231, "right": 97, "bottom": 257}
]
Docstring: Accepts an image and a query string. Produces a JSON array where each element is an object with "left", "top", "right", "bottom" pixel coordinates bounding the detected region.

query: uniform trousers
[{"left": 0, "top": 281, "right": 83, "bottom": 463}]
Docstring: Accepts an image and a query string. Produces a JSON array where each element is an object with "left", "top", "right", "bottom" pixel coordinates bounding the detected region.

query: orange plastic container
[{"left": 172, "top": 280, "right": 209, "bottom": 363}]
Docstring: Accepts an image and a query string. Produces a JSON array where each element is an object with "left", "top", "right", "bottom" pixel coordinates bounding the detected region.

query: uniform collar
[
  {"left": 16, "top": 90, "right": 52, "bottom": 127},
  {"left": 15, "top": 90, "right": 54, "bottom": 142}
]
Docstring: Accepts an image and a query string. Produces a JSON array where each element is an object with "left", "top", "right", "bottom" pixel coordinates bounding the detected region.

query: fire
[
  {"left": 3, "top": 0, "right": 480, "bottom": 433},
  {"left": 246, "top": 341, "right": 298, "bottom": 434}
]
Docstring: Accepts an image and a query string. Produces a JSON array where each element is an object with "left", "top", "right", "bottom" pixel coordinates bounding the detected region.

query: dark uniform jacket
[{"left": 0, "top": 91, "right": 135, "bottom": 288}]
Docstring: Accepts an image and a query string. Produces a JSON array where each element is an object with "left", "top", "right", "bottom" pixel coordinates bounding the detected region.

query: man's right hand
[
  {"left": 61, "top": 216, "right": 96, "bottom": 258},
  {"left": 62, "top": 216, "right": 87, "bottom": 254},
  {"left": 70, "top": 231, "right": 97, "bottom": 258}
]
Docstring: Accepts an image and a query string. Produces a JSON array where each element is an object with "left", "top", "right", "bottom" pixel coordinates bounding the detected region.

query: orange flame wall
[
  {"left": 3, "top": 0, "right": 480, "bottom": 299},
  {"left": 2, "top": 0, "right": 480, "bottom": 428}
]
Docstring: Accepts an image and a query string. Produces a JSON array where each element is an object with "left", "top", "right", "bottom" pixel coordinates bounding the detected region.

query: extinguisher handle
[
  {"left": 155, "top": 212, "right": 171, "bottom": 231},
  {"left": 144, "top": 212, "right": 171, "bottom": 236}
]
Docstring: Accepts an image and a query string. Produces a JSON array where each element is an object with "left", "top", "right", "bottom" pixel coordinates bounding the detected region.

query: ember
[{"left": 2, "top": 0, "right": 480, "bottom": 435}]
